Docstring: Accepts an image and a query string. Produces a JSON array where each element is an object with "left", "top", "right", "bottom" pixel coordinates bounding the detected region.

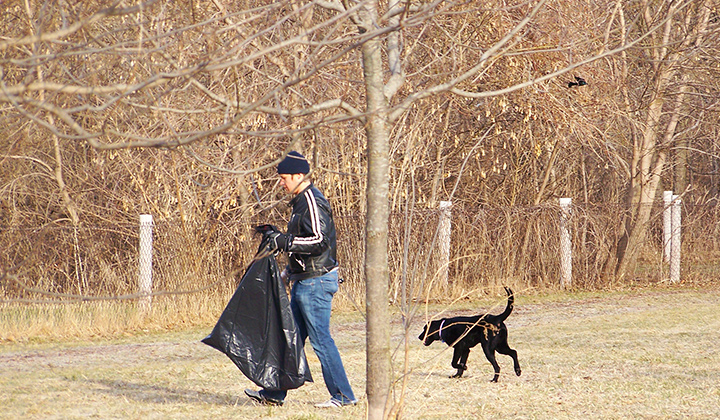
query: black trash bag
[{"left": 202, "top": 248, "right": 312, "bottom": 390}]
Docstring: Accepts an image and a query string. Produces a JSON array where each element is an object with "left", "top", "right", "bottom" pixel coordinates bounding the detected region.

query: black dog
[{"left": 418, "top": 287, "right": 521, "bottom": 382}]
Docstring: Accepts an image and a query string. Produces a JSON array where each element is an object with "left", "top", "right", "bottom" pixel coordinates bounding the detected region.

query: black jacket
[{"left": 286, "top": 183, "right": 338, "bottom": 281}]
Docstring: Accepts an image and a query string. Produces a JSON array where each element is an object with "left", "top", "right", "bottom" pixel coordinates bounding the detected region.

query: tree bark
[{"left": 361, "top": 2, "right": 391, "bottom": 418}]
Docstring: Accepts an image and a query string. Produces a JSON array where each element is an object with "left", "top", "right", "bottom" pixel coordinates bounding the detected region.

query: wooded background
[{"left": 2, "top": 0, "right": 718, "bottom": 300}]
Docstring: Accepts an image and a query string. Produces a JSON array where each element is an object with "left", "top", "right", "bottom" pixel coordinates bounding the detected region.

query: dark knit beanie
[{"left": 277, "top": 151, "right": 310, "bottom": 174}]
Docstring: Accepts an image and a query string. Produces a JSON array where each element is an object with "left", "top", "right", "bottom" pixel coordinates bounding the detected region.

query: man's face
[{"left": 279, "top": 173, "right": 304, "bottom": 195}]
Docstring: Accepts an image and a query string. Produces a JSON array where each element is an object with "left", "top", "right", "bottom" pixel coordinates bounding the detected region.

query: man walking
[{"left": 245, "top": 151, "right": 357, "bottom": 408}]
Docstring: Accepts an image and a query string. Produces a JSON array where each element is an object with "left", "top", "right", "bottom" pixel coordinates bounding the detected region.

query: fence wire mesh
[{"left": 2, "top": 202, "right": 719, "bottom": 304}]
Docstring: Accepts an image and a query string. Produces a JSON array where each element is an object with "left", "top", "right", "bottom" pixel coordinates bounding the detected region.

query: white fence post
[
  {"left": 663, "top": 191, "right": 673, "bottom": 263},
  {"left": 559, "top": 198, "right": 572, "bottom": 289},
  {"left": 670, "top": 196, "right": 682, "bottom": 283},
  {"left": 438, "top": 201, "right": 452, "bottom": 291},
  {"left": 139, "top": 214, "right": 153, "bottom": 311}
]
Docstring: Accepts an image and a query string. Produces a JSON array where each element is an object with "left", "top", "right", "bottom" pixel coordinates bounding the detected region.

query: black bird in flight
[{"left": 568, "top": 76, "right": 587, "bottom": 88}]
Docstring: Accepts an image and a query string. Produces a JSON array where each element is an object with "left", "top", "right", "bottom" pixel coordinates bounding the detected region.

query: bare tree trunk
[
  {"left": 674, "top": 139, "right": 689, "bottom": 194},
  {"left": 615, "top": 0, "right": 710, "bottom": 279},
  {"left": 615, "top": 82, "right": 668, "bottom": 278},
  {"left": 361, "top": 3, "right": 391, "bottom": 418}
]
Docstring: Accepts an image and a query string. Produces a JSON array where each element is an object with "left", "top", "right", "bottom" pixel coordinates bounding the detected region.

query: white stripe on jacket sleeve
[{"left": 293, "top": 189, "right": 323, "bottom": 246}]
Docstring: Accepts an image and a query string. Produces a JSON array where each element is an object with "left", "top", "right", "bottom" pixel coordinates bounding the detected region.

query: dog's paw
[{"left": 515, "top": 367, "right": 522, "bottom": 376}]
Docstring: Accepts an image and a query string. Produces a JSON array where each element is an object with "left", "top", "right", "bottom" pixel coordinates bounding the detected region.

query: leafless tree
[
  {"left": 611, "top": 0, "right": 715, "bottom": 279},
  {"left": 3, "top": 0, "right": 715, "bottom": 418}
]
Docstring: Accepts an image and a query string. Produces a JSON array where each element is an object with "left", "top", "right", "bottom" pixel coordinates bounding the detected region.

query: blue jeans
[{"left": 261, "top": 270, "right": 356, "bottom": 404}]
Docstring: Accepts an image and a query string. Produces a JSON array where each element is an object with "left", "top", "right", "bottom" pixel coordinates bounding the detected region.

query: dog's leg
[
  {"left": 496, "top": 339, "right": 521, "bottom": 377},
  {"left": 450, "top": 347, "right": 468, "bottom": 378},
  {"left": 482, "top": 343, "right": 501, "bottom": 382},
  {"left": 456, "top": 348, "right": 471, "bottom": 378}
]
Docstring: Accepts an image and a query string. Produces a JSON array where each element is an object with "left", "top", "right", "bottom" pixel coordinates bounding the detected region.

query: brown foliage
[{"left": 1, "top": 0, "right": 720, "bottom": 301}]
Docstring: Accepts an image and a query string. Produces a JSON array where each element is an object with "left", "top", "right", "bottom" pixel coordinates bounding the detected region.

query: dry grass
[
  {"left": 0, "top": 291, "right": 231, "bottom": 343},
  {"left": 1, "top": 287, "right": 719, "bottom": 419}
]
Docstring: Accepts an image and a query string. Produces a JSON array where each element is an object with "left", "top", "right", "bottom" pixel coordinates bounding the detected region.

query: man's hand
[
  {"left": 255, "top": 224, "right": 292, "bottom": 252},
  {"left": 267, "top": 232, "right": 293, "bottom": 253},
  {"left": 280, "top": 268, "right": 289, "bottom": 284},
  {"left": 252, "top": 228, "right": 293, "bottom": 261}
]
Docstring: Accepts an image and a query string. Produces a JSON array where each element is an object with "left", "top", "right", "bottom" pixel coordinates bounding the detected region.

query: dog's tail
[{"left": 497, "top": 286, "right": 514, "bottom": 322}]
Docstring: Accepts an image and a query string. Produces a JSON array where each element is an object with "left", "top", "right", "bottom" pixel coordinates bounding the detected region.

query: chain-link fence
[{"left": 2, "top": 201, "right": 719, "bottom": 305}]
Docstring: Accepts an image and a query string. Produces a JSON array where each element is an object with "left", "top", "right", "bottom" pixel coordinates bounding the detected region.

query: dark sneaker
[{"left": 244, "top": 389, "right": 284, "bottom": 406}]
